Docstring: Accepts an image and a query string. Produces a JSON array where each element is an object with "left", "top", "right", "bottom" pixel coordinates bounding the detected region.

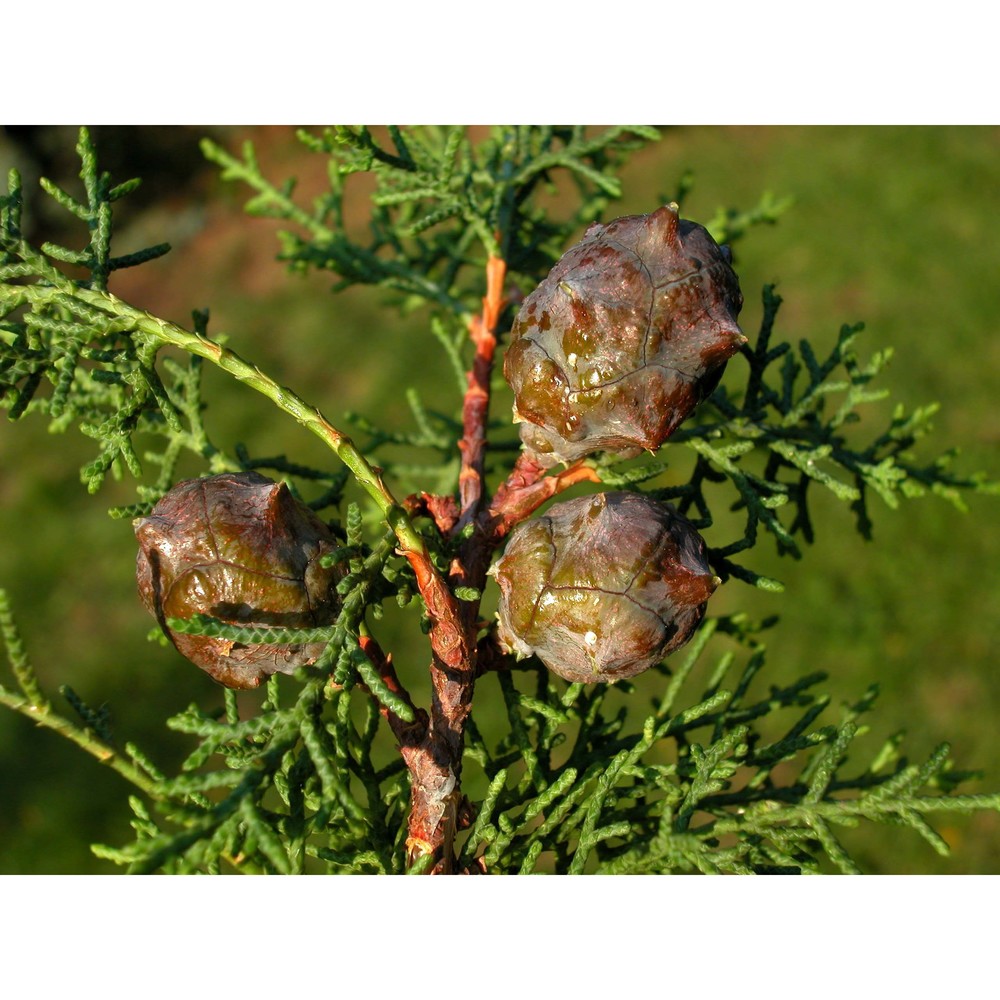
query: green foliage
[
  {"left": 201, "top": 125, "right": 661, "bottom": 310},
  {"left": 462, "top": 616, "right": 995, "bottom": 874},
  {"left": 648, "top": 287, "right": 997, "bottom": 589},
  {"left": 1, "top": 126, "right": 997, "bottom": 874},
  {"left": 1, "top": 130, "right": 233, "bottom": 496}
]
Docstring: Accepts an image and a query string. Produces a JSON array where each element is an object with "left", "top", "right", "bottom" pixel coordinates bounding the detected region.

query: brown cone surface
[
  {"left": 135, "top": 472, "right": 341, "bottom": 689},
  {"left": 504, "top": 205, "right": 744, "bottom": 466},
  {"left": 492, "top": 492, "right": 717, "bottom": 683}
]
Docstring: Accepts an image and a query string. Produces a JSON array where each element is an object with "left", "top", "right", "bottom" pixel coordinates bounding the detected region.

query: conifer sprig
[
  {"left": 632, "top": 285, "right": 1000, "bottom": 589},
  {"left": 202, "top": 126, "right": 663, "bottom": 312},
  {"left": 0, "top": 127, "right": 996, "bottom": 874},
  {"left": 461, "top": 616, "right": 1000, "bottom": 875}
]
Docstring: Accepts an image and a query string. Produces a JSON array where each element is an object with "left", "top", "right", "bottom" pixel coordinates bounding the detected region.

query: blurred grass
[{"left": 1, "top": 126, "right": 997, "bottom": 874}]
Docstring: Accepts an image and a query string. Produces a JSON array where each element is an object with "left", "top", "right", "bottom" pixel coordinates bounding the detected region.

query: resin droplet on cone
[
  {"left": 490, "top": 492, "right": 717, "bottom": 683},
  {"left": 503, "top": 204, "right": 745, "bottom": 466},
  {"left": 135, "top": 472, "right": 342, "bottom": 689}
]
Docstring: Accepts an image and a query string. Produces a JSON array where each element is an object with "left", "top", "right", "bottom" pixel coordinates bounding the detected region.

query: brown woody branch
[
  {"left": 456, "top": 255, "right": 507, "bottom": 533},
  {"left": 399, "top": 257, "right": 602, "bottom": 873},
  {"left": 357, "top": 634, "right": 427, "bottom": 743},
  {"left": 398, "top": 257, "right": 507, "bottom": 872},
  {"left": 486, "top": 452, "right": 601, "bottom": 541}
]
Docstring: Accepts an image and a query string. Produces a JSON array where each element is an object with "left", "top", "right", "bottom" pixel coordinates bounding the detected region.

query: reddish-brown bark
[{"left": 392, "top": 256, "right": 604, "bottom": 872}]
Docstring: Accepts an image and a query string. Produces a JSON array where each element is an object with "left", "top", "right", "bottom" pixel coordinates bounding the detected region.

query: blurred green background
[{"left": 1, "top": 126, "right": 997, "bottom": 874}]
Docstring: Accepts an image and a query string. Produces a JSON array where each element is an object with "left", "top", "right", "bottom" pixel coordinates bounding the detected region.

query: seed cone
[
  {"left": 504, "top": 204, "right": 744, "bottom": 467},
  {"left": 491, "top": 492, "right": 717, "bottom": 683},
  {"left": 135, "top": 472, "right": 342, "bottom": 689}
]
